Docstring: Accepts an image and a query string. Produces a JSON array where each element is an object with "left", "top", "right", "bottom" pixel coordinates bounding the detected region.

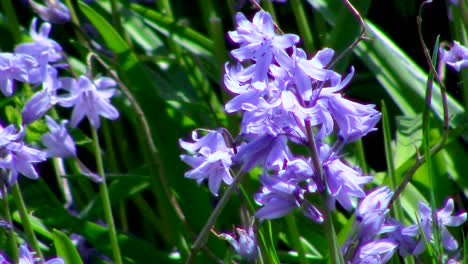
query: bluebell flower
[
  {"left": 320, "top": 144, "right": 373, "bottom": 211},
  {"left": 228, "top": 11, "right": 299, "bottom": 82},
  {"left": 0, "top": 53, "right": 40, "bottom": 96},
  {"left": 351, "top": 239, "right": 397, "bottom": 264},
  {"left": 19, "top": 244, "right": 64, "bottom": 264},
  {"left": 179, "top": 130, "right": 234, "bottom": 196},
  {"left": 440, "top": 41, "right": 468, "bottom": 72},
  {"left": 22, "top": 66, "right": 60, "bottom": 124},
  {"left": 58, "top": 75, "right": 119, "bottom": 129},
  {"left": 42, "top": 116, "right": 76, "bottom": 158},
  {"left": 254, "top": 155, "right": 324, "bottom": 223},
  {"left": 402, "top": 198, "right": 467, "bottom": 255},
  {"left": 15, "top": 18, "right": 63, "bottom": 65},
  {"left": 0, "top": 141, "right": 47, "bottom": 185},
  {"left": 218, "top": 225, "right": 258, "bottom": 261},
  {"left": 29, "top": 0, "right": 71, "bottom": 24}
]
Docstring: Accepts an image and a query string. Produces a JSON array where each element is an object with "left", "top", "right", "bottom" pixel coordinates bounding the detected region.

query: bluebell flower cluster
[
  {"left": 0, "top": 16, "right": 119, "bottom": 186},
  {"left": 179, "top": 10, "right": 468, "bottom": 263}
]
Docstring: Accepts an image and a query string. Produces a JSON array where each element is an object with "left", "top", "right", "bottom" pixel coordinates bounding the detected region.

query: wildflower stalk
[
  {"left": 304, "top": 120, "right": 344, "bottom": 264},
  {"left": 10, "top": 183, "right": 43, "bottom": 260},
  {"left": 290, "top": 0, "right": 315, "bottom": 52},
  {"left": 389, "top": 1, "right": 450, "bottom": 208},
  {"left": 91, "top": 127, "right": 123, "bottom": 264},
  {"left": 0, "top": 181, "right": 18, "bottom": 261},
  {"left": 188, "top": 170, "right": 247, "bottom": 263}
]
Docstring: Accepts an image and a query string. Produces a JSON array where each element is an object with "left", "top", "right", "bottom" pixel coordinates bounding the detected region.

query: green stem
[
  {"left": 285, "top": 215, "right": 307, "bottom": 264},
  {"left": 304, "top": 121, "right": 343, "bottom": 264},
  {"left": 261, "top": 0, "right": 277, "bottom": 22},
  {"left": 91, "top": 128, "right": 123, "bottom": 264},
  {"left": 353, "top": 139, "right": 368, "bottom": 174},
  {"left": 10, "top": 183, "right": 43, "bottom": 260},
  {"left": 0, "top": 0, "right": 21, "bottom": 43},
  {"left": 189, "top": 171, "right": 247, "bottom": 261},
  {"left": 1, "top": 182, "right": 18, "bottom": 261},
  {"left": 290, "top": 0, "right": 315, "bottom": 52}
]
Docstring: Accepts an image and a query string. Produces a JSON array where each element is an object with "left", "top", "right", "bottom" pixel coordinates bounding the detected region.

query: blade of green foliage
[
  {"left": 129, "top": 4, "right": 214, "bottom": 58},
  {"left": 53, "top": 229, "right": 84, "bottom": 264},
  {"left": 35, "top": 206, "right": 176, "bottom": 263},
  {"left": 78, "top": 1, "right": 217, "bottom": 254}
]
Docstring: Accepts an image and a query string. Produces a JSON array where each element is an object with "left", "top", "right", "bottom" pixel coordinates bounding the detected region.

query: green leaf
[
  {"left": 53, "top": 229, "right": 84, "bottom": 264},
  {"left": 129, "top": 4, "right": 214, "bottom": 58}
]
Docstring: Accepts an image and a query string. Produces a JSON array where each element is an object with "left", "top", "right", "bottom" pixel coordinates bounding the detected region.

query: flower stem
[
  {"left": 10, "top": 183, "right": 43, "bottom": 260},
  {"left": 91, "top": 127, "right": 123, "bottom": 264},
  {"left": 304, "top": 120, "right": 344, "bottom": 264},
  {"left": 188, "top": 171, "right": 247, "bottom": 262},
  {"left": 1, "top": 181, "right": 18, "bottom": 261},
  {"left": 285, "top": 214, "right": 307, "bottom": 264}
]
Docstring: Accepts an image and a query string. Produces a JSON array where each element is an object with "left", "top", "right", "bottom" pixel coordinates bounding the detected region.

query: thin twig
[
  {"left": 388, "top": 1, "right": 450, "bottom": 208},
  {"left": 87, "top": 53, "right": 192, "bottom": 236},
  {"left": 328, "top": 0, "right": 371, "bottom": 69}
]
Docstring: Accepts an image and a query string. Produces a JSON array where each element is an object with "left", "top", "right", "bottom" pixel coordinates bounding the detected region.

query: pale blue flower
[
  {"left": 29, "top": 0, "right": 70, "bottom": 24},
  {"left": 219, "top": 226, "right": 258, "bottom": 261},
  {"left": 22, "top": 66, "right": 60, "bottom": 124},
  {"left": 58, "top": 75, "right": 119, "bottom": 129},
  {"left": 41, "top": 116, "right": 76, "bottom": 158},
  {"left": 440, "top": 41, "right": 468, "bottom": 72},
  {"left": 19, "top": 245, "right": 64, "bottom": 264},
  {"left": 179, "top": 130, "right": 234, "bottom": 196},
  {"left": 0, "top": 53, "right": 39, "bottom": 96}
]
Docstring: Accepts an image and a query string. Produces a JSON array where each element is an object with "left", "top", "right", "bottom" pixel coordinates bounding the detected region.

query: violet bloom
[
  {"left": 440, "top": 41, "right": 468, "bottom": 72},
  {"left": 22, "top": 66, "right": 60, "bottom": 124},
  {"left": 228, "top": 11, "right": 299, "bottom": 82},
  {"left": 219, "top": 226, "right": 258, "bottom": 261},
  {"left": 254, "top": 156, "right": 324, "bottom": 223},
  {"left": 179, "top": 130, "right": 234, "bottom": 196},
  {"left": 58, "top": 75, "right": 119, "bottom": 129},
  {"left": 0, "top": 141, "right": 47, "bottom": 185},
  {"left": 41, "top": 116, "right": 76, "bottom": 158},
  {"left": 351, "top": 239, "right": 397, "bottom": 264},
  {"left": 320, "top": 144, "right": 373, "bottom": 211},
  {"left": 29, "top": 0, "right": 71, "bottom": 24},
  {"left": 19, "top": 245, "right": 64, "bottom": 264},
  {"left": 15, "top": 18, "right": 63, "bottom": 65},
  {"left": 0, "top": 53, "right": 39, "bottom": 96},
  {"left": 402, "top": 198, "right": 467, "bottom": 255}
]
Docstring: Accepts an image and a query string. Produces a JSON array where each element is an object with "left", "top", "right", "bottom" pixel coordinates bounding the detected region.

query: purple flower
[
  {"left": 402, "top": 198, "right": 467, "bottom": 255},
  {"left": 351, "top": 239, "right": 397, "bottom": 264},
  {"left": 219, "top": 226, "right": 258, "bottom": 261},
  {"left": 254, "top": 155, "right": 324, "bottom": 223},
  {"left": 19, "top": 244, "right": 64, "bottom": 264},
  {"left": 29, "top": 0, "right": 71, "bottom": 24},
  {"left": 41, "top": 116, "right": 76, "bottom": 158},
  {"left": 179, "top": 130, "right": 234, "bottom": 196},
  {"left": 0, "top": 141, "right": 47, "bottom": 185},
  {"left": 320, "top": 144, "right": 373, "bottom": 211},
  {"left": 58, "top": 75, "right": 119, "bottom": 128},
  {"left": 228, "top": 11, "right": 299, "bottom": 82},
  {"left": 22, "top": 66, "right": 60, "bottom": 124},
  {"left": 440, "top": 41, "right": 468, "bottom": 72},
  {"left": 0, "top": 53, "right": 39, "bottom": 96},
  {"left": 15, "top": 18, "right": 63, "bottom": 64}
]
